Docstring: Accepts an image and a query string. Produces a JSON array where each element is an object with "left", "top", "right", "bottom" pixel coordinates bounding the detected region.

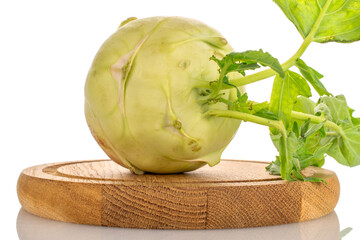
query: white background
[{"left": 1, "top": 0, "right": 359, "bottom": 239}]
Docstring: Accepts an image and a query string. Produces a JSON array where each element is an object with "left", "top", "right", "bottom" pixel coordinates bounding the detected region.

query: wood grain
[{"left": 17, "top": 159, "right": 340, "bottom": 229}]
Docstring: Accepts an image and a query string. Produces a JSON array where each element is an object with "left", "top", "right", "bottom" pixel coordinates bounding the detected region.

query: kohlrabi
[
  {"left": 85, "top": 17, "right": 242, "bottom": 174},
  {"left": 85, "top": 0, "right": 360, "bottom": 181}
]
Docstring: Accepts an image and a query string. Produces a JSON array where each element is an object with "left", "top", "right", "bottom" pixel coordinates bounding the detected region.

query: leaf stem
[
  {"left": 326, "top": 132, "right": 338, "bottom": 136},
  {"left": 214, "top": 0, "right": 333, "bottom": 89},
  {"left": 206, "top": 109, "right": 290, "bottom": 179},
  {"left": 206, "top": 61, "right": 232, "bottom": 99},
  {"left": 227, "top": 39, "right": 311, "bottom": 88},
  {"left": 291, "top": 111, "right": 342, "bottom": 134},
  {"left": 205, "top": 109, "right": 285, "bottom": 130}
]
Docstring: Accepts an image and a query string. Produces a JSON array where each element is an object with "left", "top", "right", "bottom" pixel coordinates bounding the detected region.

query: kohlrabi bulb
[{"left": 85, "top": 16, "right": 243, "bottom": 174}]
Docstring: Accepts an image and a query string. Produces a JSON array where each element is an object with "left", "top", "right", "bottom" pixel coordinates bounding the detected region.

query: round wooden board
[{"left": 17, "top": 159, "right": 340, "bottom": 229}]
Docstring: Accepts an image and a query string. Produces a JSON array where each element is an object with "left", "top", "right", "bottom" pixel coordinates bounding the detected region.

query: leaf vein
[
  {"left": 314, "top": 23, "right": 360, "bottom": 41},
  {"left": 286, "top": 0, "right": 305, "bottom": 38},
  {"left": 325, "top": 0, "right": 351, "bottom": 16},
  {"left": 316, "top": 0, "right": 322, "bottom": 9}
]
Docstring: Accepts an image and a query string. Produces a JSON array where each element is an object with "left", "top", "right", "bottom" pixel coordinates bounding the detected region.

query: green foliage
[
  {"left": 211, "top": 49, "right": 284, "bottom": 78},
  {"left": 269, "top": 71, "right": 311, "bottom": 128},
  {"left": 274, "top": 0, "right": 360, "bottom": 43},
  {"left": 208, "top": 1, "right": 360, "bottom": 181},
  {"left": 267, "top": 94, "right": 360, "bottom": 180},
  {"left": 339, "top": 227, "right": 353, "bottom": 239},
  {"left": 210, "top": 49, "right": 285, "bottom": 100},
  {"left": 269, "top": 118, "right": 330, "bottom": 182},
  {"left": 317, "top": 96, "right": 360, "bottom": 167},
  {"left": 293, "top": 96, "right": 316, "bottom": 115},
  {"left": 317, "top": 95, "right": 360, "bottom": 125},
  {"left": 295, "top": 59, "right": 330, "bottom": 96}
]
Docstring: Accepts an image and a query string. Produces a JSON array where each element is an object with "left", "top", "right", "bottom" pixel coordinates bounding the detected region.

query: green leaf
[
  {"left": 269, "top": 125, "right": 330, "bottom": 181},
  {"left": 227, "top": 63, "right": 260, "bottom": 76},
  {"left": 327, "top": 126, "right": 360, "bottom": 167},
  {"left": 318, "top": 125, "right": 326, "bottom": 137},
  {"left": 269, "top": 71, "right": 311, "bottom": 127},
  {"left": 339, "top": 227, "right": 353, "bottom": 239},
  {"left": 293, "top": 121, "right": 300, "bottom": 138},
  {"left": 254, "top": 109, "right": 279, "bottom": 120},
  {"left": 270, "top": 132, "right": 297, "bottom": 180},
  {"left": 249, "top": 101, "right": 280, "bottom": 120},
  {"left": 303, "top": 177, "right": 327, "bottom": 183},
  {"left": 349, "top": 107, "right": 360, "bottom": 125},
  {"left": 290, "top": 94, "right": 360, "bottom": 168},
  {"left": 232, "top": 97, "right": 279, "bottom": 120},
  {"left": 295, "top": 59, "right": 331, "bottom": 96},
  {"left": 269, "top": 129, "right": 330, "bottom": 181},
  {"left": 227, "top": 50, "right": 285, "bottom": 78},
  {"left": 222, "top": 76, "right": 242, "bottom": 98},
  {"left": 295, "top": 120, "right": 329, "bottom": 168},
  {"left": 289, "top": 97, "right": 334, "bottom": 165},
  {"left": 211, "top": 55, "right": 261, "bottom": 76},
  {"left": 269, "top": 108, "right": 332, "bottom": 181},
  {"left": 293, "top": 96, "right": 316, "bottom": 115},
  {"left": 209, "top": 55, "right": 223, "bottom": 68},
  {"left": 311, "top": 95, "right": 360, "bottom": 166},
  {"left": 303, "top": 121, "right": 326, "bottom": 139},
  {"left": 265, "top": 157, "right": 281, "bottom": 175},
  {"left": 272, "top": 131, "right": 325, "bottom": 182},
  {"left": 287, "top": 71, "right": 312, "bottom": 97},
  {"left": 279, "top": 133, "right": 296, "bottom": 180},
  {"left": 210, "top": 51, "right": 280, "bottom": 100},
  {"left": 270, "top": 74, "right": 293, "bottom": 127},
  {"left": 292, "top": 157, "right": 326, "bottom": 183},
  {"left": 339, "top": 127, "right": 360, "bottom": 166},
  {"left": 300, "top": 118, "right": 311, "bottom": 138},
  {"left": 296, "top": 141, "right": 331, "bottom": 168},
  {"left": 274, "top": 0, "right": 360, "bottom": 43},
  {"left": 317, "top": 95, "right": 357, "bottom": 125},
  {"left": 270, "top": 132, "right": 282, "bottom": 152}
]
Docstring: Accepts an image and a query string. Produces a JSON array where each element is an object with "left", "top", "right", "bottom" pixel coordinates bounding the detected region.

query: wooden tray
[{"left": 17, "top": 159, "right": 340, "bottom": 229}]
